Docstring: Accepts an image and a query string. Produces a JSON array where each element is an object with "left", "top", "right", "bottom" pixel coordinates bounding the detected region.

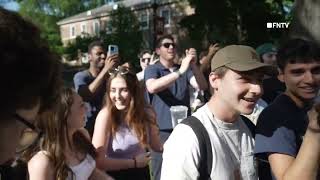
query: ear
[
  {"left": 277, "top": 67, "right": 284, "bottom": 82},
  {"left": 88, "top": 54, "right": 92, "bottom": 61},
  {"left": 209, "top": 72, "right": 220, "bottom": 90},
  {"left": 155, "top": 48, "right": 160, "bottom": 55}
]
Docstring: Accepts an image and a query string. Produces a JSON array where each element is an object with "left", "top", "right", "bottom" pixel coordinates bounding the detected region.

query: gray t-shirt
[{"left": 161, "top": 104, "right": 257, "bottom": 180}]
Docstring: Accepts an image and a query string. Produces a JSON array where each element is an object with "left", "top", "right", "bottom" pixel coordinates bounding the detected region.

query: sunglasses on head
[
  {"left": 108, "top": 66, "right": 130, "bottom": 76},
  {"left": 162, "top": 43, "right": 176, "bottom": 48},
  {"left": 141, "top": 58, "right": 151, "bottom": 63}
]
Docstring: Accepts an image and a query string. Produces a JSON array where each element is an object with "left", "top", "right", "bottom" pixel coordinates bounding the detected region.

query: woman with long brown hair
[
  {"left": 27, "top": 87, "right": 113, "bottom": 180},
  {"left": 92, "top": 65, "right": 163, "bottom": 180}
]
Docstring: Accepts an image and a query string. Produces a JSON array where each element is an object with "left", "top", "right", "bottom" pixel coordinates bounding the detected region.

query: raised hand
[{"left": 103, "top": 54, "right": 119, "bottom": 71}]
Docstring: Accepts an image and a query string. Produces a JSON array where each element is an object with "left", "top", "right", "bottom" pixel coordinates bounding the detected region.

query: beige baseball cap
[{"left": 211, "top": 45, "right": 276, "bottom": 75}]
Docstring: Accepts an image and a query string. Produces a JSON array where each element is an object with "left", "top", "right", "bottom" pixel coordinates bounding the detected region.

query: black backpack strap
[
  {"left": 240, "top": 115, "right": 256, "bottom": 137},
  {"left": 181, "top": 116, "right": 212, "bottom": 180}
]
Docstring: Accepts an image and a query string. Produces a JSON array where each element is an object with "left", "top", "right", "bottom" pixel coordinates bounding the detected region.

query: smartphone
[{"left": 108, "top": 45, "right": 118, "bottom": 56}]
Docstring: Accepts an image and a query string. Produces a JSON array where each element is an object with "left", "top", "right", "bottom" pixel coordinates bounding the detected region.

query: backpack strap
[
  {"left": 181, "top": 116, "right": 212, "bottom": 180},
  {"left": 240, "top": 115, "right": 256, "bottom": 137}
]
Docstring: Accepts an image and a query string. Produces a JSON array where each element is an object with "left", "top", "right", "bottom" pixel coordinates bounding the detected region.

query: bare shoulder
[
  {"left": 28, "top": 151, "right": 54, "bottom": 178},
  {"left": 96, "top": 107, "right": 110, "bottom": 122}
]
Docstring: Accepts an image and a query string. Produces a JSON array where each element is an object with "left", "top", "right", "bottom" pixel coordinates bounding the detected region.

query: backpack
[{"left": 180, "top": 115, "right": 257, "bottom": 180}]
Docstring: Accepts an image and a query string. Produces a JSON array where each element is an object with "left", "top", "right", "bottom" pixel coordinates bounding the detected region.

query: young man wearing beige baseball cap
[{"left": 161, "top": 45, "right": 275, "bottom": 180}]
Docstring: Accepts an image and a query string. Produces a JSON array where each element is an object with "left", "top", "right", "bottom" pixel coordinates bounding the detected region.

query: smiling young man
[
  {"left": 161, "top": 45, "right": 275, "bottom": 180},
  {"left": 255, "top": 39, "right": 320, "bottom": 180},
  {"left": 73, "top": 41, "right": 119, "bottom": 136},
  {"left": 144, "top": 35, "right": 208, "bottom": 180}
]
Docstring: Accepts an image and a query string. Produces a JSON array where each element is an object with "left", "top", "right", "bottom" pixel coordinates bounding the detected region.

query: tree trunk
[{"left": 289, "top": 0, "right": 320, "bottom": 44}]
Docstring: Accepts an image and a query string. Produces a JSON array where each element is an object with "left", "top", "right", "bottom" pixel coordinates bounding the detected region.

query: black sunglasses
[
  {"left": 162, "top": 43, "right": 176, "bottom": 48},
  {"left": 12, "top": 113, "right": 42, "bottom": 153},
  {"left": 141, "top": 58, "right": 151, "bottom": 63}
]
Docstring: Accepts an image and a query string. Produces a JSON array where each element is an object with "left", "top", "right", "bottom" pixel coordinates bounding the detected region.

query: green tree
[
  {"left": 101, "top": 5, "right": 143, "bottom": 69},
  {"left": 16, "top": 0, "right": 104, "bottom": 54},
  {"left": 181, "top": 0, "right": 292, "bottom": 50},
  {"left": 65, "top": 6, "right": 143, "bottom": 69}
]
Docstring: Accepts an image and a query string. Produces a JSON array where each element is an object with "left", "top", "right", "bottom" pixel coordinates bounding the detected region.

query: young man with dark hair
[
  {"left": 161, "top": 45, "right": 275, "bottom": 180},
  {"left": 144, "top": 34, "right": 208, "bottom": 180},
  {"left": 137, "top": 49, "right": 153, "bottom": 81},
  {"left": 0, "top": 6, "right": 62, "bottom": 174},
  {"left": 73, "top": 41, "right": 119, "bottom": 136},
  {"left": 255, "top": 38, "right": 320, "bottom": 180}
]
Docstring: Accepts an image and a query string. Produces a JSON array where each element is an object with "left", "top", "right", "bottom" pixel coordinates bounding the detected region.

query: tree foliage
[
  {"left": 181, "top": 0, "right": 293, "bottom": 50},
  {"left": 65, "top": 6, "right": 143, "bottom": 69},
  {"left": 102, "top": 6, "right": 143, "bottom": 68},
  {"left": 16, "top": 0, "right": 104, "bottom": 54}
]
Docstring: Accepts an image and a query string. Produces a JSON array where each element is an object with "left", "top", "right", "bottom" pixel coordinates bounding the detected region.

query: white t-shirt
[{"left": 161, "top": 104, "right": 257, "bottom": 180}]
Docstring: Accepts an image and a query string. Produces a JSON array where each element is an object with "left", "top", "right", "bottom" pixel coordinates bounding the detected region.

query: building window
[
  {"left": 70, "top": 25, "right": 76, "bottom": 38},
  {"left": 106, "top": 21, "right": 112, "bottom": 34},
  {"left": 81, "top": 23, "right": 87, "bottom": 36},
  {"left": 93, "top": 21, "right": 100, "bottom": 36},
  {"left": 139, "top": 11, "right": 149, "bottom": 30},
  {"left": 160, "top": 9, "right": 170, "bottom": 27}
]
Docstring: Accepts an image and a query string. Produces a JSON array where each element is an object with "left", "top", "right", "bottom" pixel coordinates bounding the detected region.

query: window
[
  {"left": 93, "top": 21, "right": 100, "bottom": 36},
  {"left": 160, "top": 9, "right": 170, "bottom": 27},
  {"left": 81, "top": 23, "right": 87, "bottom": 36},
  {"left": 106, "top": 21, "right": 112, "bottom": 34},
  {"left": 70, "top": 25, "right": 76, "bottom": 38},
  {"left": 139, "top": 11, "right": 149, "bottom": 30}
]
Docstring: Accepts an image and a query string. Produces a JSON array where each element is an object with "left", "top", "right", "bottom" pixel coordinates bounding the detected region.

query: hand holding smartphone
[{"left": 108, "top": 45, "right": 119, "bottom": 56}]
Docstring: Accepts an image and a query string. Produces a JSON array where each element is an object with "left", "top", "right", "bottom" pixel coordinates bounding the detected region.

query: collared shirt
[{"left": 144, "top": 62, "right": 193, "bottom": 130}]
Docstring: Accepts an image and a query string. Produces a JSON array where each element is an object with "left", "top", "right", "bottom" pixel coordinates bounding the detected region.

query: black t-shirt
[
  {"left": 255, "top": 94, "right": 308, "bottom": 179},
  {"left": 262, "top": 77, "right": 286, "bottom": 104}
]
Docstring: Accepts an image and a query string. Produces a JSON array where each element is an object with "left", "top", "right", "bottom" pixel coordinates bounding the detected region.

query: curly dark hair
[{"left": 0, "top": 7, "right": 62, "bottom": 120}]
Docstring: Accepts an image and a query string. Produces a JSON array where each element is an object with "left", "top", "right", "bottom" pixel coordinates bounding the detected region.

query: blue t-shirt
[
  {"left": 73, "top": 70, "right": 106, "bottom": 125},
  {"left": 144, "top": 62, "right": 193, "bottom": 130},
  {"left": 255, "top": 94, "right": 308, "bottom": 179}
]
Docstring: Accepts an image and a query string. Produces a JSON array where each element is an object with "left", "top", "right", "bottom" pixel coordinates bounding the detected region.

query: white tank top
[{"left": 67, "top": 154, "right": 96, "bottom": 180}]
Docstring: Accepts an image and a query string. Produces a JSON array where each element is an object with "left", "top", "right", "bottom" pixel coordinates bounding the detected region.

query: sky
[{"left": 1, "top": 1, "right": 19, "bottom": 11}]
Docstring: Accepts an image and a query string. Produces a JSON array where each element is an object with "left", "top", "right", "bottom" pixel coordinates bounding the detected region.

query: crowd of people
[{"left": 1, "top": 7, "right": 320, "bottom": 180}]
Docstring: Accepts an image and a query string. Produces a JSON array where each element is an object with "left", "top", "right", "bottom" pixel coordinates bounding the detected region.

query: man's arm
[
  {"left": 268, "top": 107, "right": 320, "bottom": 180},
  {"left": 74, "top": 54, "right": 118, "bottom": 101},
  {"left": 146, "top": 53, "right": 194, "bottom": 94},
  {"left": 145, "top": 71, "right": 180, "bottom": 94},
  {"left": 87, "top": 54, "right": 118, "bottom": 94}
]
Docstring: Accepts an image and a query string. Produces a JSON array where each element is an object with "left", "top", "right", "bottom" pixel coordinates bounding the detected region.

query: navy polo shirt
[
  {"left": 144, "top": 62, "right": 193, "bottom": 130},
  {"left": 255, "top": 94, "right": 308, "bottom": 179}
]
